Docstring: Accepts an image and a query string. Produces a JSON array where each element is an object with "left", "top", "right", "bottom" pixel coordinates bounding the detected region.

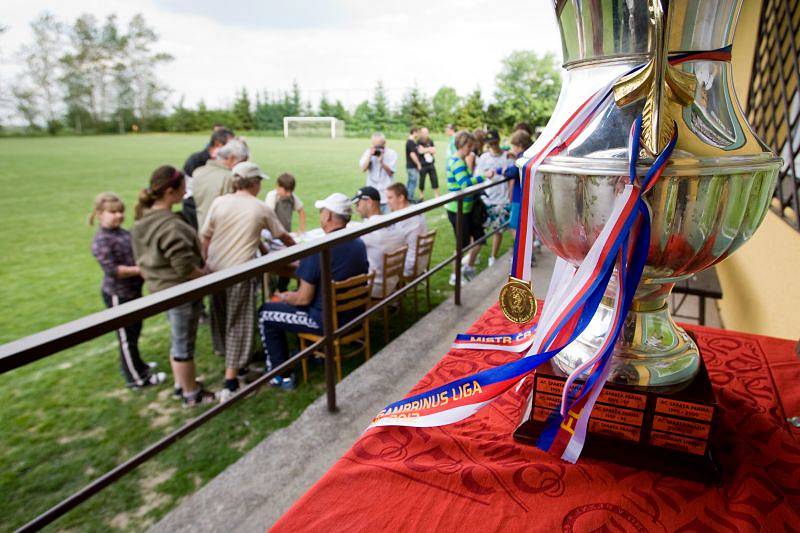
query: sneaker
[
  {"left": 183, "top": 387, "right": 216, "bottom": 407},
  {"left": 268, "top": 376, "right": 283, "bottom": 388},
  {"left": 463, "top": 265, "right": 476, "bottom": 282},
  {"left": 217, "top": 387, "right": 236, "bottom": 404},
  {"left": 280, "top": 375, "right": 297, "bottom": 390},
  {"left": 448, "top": 272, "right": 457, "bottom": 286},
  {"left": 173, "top": 385, "right": 183, "bottom": 400},
  {"left": 488, "top": 256, "right": 496, "bottom": 267},
  {"left": 128, "top": 371, "right": 167, "bottom": 389}
]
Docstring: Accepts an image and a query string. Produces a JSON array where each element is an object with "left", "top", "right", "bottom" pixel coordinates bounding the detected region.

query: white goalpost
[{"left": 283, "top": 116, "right": 345, "bottom": 139}]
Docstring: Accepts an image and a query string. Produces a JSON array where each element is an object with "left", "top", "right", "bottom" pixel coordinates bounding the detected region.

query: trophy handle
[{"left": 612, "top": 0, "right": 697, "bottom": 157}]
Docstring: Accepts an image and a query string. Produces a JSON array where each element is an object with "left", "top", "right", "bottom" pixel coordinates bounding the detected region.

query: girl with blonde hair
[{"left": 90, "top": 192, "right": 166, "bottom": 388}]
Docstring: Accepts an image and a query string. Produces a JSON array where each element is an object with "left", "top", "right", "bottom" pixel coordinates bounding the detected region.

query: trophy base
[
  {"left": 554, "top": 298, "right": 700, "bottom": 387},
  {"left": 514, "top": 350, "right": 719, "bottom": 483}
]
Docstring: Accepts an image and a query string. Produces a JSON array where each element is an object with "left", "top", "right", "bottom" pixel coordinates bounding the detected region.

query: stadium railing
[{"left": 0, "top": 176, "right": 512, "bottom": 532}]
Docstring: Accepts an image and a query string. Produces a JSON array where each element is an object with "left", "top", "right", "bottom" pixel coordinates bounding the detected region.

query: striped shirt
[{"left": 445, "top": 155, "right": 485, "bottom": 213}]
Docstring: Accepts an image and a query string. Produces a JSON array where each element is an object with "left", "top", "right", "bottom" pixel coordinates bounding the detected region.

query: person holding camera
[{"left": 358, "top": 132, "right": 397, "bottom": 211}]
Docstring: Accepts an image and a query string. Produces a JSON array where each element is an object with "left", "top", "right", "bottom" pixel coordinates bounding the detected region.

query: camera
[{"left": 373, "top": 146, "right": 384, "bottom": 157}]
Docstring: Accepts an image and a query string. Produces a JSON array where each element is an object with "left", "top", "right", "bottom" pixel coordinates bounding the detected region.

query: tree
[
  {"left": 494, "top": 50, "right": 561, "bottom": 130},
  {"left": 167, "top": 95, "right": 198, "bottom": 132},
  {"left": 431, "top": 86, "right": 459, "bottom": 131},
  {"left": 17, "top": 13, "right": 65, "bottom": 131},
  {"left": 60, "top": 15, "right": 97, "bottom": 132},
  {"left": 289, "top": 80, "right": 303, "bottom": 116},
  {"left": 351, "top": 100, "right": 372, "bottom": 133},
  {"left": 318, "top": 93, "right": 334, "bottom": 117},
  {"left": 400, "top": 86, "right": 432, "bottom": 128},
  {"left": 123, "top": 14, "right": 172, "bottom": 130},
  {"left": 330, "top": 99, "right": 350, "bottom": 122},
  {"left": 370, "top": 81, "right": 390, "bottom": 131},
  {"left": 232, "top": 87, "right": 254, "bottom": 130},
  {"left": 11, "top": 83, "right": 39, "bottom": 130},
  {"left": 456, "top": 88, "right": 485, "bottom": 130}
]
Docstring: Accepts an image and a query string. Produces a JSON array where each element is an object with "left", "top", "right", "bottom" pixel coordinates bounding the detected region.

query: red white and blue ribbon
[
  {"left": 368, "top": 47, "right": 726, "bottom": 464},
  {"left": 451, "top": 324, "right": 537, "bottom": 352}
]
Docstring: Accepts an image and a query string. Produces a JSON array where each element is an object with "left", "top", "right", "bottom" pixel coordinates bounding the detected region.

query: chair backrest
[
  {"left": 380, "top": 245, "right": 409, "bottom": 298},
  {"left": 330, "top": 271, "right": 375, "bottom": 330},
  {"left": 411, "top": 229, "right": 437, "bottom": 278}
]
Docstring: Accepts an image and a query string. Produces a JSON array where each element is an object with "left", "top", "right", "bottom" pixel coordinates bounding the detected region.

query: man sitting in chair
[
  {"left": 385, "top": 182, "right": 428, "bottom": 279},
  {"left": 257, "top": 193, "right": 368, "bottom": 390},
  {"left": 352, "top": 186, "right": 406, "bottom": 298}
]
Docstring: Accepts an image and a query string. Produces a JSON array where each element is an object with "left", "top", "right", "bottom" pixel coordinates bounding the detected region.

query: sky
[{"left": 1, "top": 0, "right": 563, "bottom": 112}]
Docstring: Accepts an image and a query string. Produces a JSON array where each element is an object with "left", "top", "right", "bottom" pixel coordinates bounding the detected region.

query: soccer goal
[{"left": 283, "top": 116, "right": 345, "bottom": 139}]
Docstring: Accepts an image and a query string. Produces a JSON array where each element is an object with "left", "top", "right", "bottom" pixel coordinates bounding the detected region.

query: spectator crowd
[{"left": 89, "top": 122, "right": 534, "bottom": 405}]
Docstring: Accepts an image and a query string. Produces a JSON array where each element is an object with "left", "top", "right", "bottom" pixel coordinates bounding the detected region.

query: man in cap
[
  {"left": 201, "top": 161, "right": 295, "bottom": 403},
  {"left": 352, "top": 186, "right": 406, "bottom": 297},
  {"left": 258, "top": 193, "right": 369, "bottom": 390}
]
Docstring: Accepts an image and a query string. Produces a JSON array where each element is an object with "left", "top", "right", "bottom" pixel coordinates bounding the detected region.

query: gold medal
[{"left": 499, "top": 276, "right": 537, "bottom": 324}]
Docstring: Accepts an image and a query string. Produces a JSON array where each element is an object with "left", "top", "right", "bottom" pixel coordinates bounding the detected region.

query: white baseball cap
[
  {"left": 232, "top": 161, "right": 269, "bottom": 180},
  {"left": 314, "top": 193, "right": 352, "bottom": 217}
]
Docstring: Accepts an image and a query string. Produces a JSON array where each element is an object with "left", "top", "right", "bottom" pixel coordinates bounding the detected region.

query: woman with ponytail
[{"left": 132, "top": 165, "right": 215, "bottom": 406}]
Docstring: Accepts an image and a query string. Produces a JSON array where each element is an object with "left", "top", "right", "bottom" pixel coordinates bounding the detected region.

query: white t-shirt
[
  {"left": 359, "top": 214, "right": 407, "bottom": 297},
  {"left": 359, "top": 148, "right": 398, "bottom": 203},
  {"left": 476, "top": 150, "right": 512, "bottom": 205},
  {"left": 394, "top": 213, "right": 428, "bottom": 277},
  {"left": 201, "top": 193, "right": 285, "bottom": 272}
]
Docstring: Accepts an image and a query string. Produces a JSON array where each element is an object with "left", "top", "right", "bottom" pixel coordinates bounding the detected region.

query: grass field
[{"left": 0, "top": 133, "right": 512, "bottom": 531}]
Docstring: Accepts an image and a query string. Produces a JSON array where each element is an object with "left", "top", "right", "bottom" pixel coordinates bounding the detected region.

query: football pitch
[{"left": 0, "top": 133, "right": 511, "bottom": 530}]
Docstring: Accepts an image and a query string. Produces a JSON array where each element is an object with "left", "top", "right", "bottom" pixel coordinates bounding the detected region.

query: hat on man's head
[
  {"left": 351, "top": 186, "right": 381, "bottom": 203},
  {"left": 314, "top": 193, "right": 352, "bottom": 217},
  {"left": 232, "top": 161, "right": 269, "bottom": 180},
  {"left": 485, "top": 129, "right": 500, "bottom": 143}
]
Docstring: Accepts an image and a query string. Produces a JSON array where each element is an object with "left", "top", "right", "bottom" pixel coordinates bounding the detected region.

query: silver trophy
[{"left": 526, "top": 0, "right": 781, "bottom": 387}]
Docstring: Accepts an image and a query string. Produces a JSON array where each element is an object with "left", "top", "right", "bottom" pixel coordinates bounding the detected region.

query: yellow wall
[{"left": 715, "top": 0, "right": 800, "bottom": 340}]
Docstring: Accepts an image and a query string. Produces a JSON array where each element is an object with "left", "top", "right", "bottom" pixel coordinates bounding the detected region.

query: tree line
[{"left": 2, "top": 12, "right": 561, "bottom": 136}]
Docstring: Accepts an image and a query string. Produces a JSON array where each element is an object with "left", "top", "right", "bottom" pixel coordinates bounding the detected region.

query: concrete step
[{"left": 151, "top": 250, "right": 556, "bottom": 533}]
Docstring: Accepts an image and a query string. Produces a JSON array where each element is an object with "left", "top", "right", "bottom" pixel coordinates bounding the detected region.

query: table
[{"left": 273, "top": 304, "right": 800, "bottom": 532}]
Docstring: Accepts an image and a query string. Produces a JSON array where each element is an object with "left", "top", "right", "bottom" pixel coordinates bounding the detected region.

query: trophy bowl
[{"left": 525, "top": 0, "right": 782, "bottom": 387}]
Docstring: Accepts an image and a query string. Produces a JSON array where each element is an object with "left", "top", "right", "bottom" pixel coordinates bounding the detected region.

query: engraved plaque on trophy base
[{"left": 514, "top": 354, "right": 720, "bottom": 483}]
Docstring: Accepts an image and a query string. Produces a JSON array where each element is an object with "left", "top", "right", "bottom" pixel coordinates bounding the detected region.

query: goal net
[{"left": 283, "top": 117, "right": 345, "bottom": 138}]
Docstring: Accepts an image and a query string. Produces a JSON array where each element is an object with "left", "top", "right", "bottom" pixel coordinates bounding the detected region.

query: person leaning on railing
[
  {"left": 257, "top": 193, "right": 369, "bottom": 390},
  {"left": 445, "top": 131, "right": 495, "bottom": 286},
  {"left": 132, "top": 166, "right": 216, "bottom": 407},
  {"left": 200, "top": 162, "right": 295, "bottom": 404}
]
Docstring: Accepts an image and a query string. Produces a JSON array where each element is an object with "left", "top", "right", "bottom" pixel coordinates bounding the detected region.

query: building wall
[{"left": 716, "top": 0, "right": 800, "bottom": 340}]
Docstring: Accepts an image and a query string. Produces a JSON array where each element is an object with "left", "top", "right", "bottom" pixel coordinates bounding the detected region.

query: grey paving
[{"left": 151, "top": 250, "right": 555, "bottom": 533}]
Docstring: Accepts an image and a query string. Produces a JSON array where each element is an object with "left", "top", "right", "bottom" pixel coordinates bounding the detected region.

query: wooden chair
[
  {"left": 404, "top": 229, "right": 437, "bottom": 317},
  {"left": 298, "top": 271, "right": 374, "bottom": 383},
  {"left": 371, "top": 245, "right": 409, "bottom": 345}
]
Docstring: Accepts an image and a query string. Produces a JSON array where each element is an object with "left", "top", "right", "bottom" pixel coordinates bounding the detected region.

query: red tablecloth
[{"left": 273, "top": 305, "right": 800, "bottom": 532}]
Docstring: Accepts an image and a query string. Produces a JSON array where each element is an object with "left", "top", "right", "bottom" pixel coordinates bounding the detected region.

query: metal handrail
[
  {"left": 8, "top": 175, "right": 512, "bottom": 532},
  {"left": 0, "top": 176, "right": 510, "bottom": 373}
]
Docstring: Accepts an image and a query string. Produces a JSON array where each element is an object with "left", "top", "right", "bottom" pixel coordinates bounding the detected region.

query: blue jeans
[{"left": 406, "top": 167, "right": 420, "bottom": 201}]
